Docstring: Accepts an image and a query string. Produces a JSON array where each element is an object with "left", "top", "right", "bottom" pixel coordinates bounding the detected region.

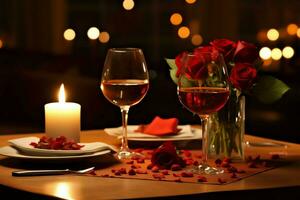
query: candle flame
[{"left": 58, "top": 84, "right": 66, "bottom": 103}]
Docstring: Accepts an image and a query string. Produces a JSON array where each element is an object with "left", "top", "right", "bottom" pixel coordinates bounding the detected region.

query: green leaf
[
  {"left": 165, "top": 58, "right": 178, "bottom": 85},
  {"left": 252, "top": 75, "right": 290, "bottom": 104}
]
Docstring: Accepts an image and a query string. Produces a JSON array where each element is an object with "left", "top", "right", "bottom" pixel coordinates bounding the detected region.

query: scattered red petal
[
  {"left": 137, "top": 158, "right": 145, "bottom": 163},
  {"left": 161, "top": 170, "right": 169, "bottom": 175},
  {"left": 147, "top": 163, "right": 154, "bottom": 170},
  {"left": 128, "top": 169, "right": 136, "bottom": 175},
  {"left": 173, "top": 173, "right": 181, "bottom": 177},
  {"left": 136, "top": 169, "right": 148, "bottom": 174},
  {"left": 131, "top": 164, "right": 141, "bottom": 169},
  {"left": 181, "top": 172, "right": 194, "bottom": 177},
  {"left": 171, "top": 164, "right": 182, "bottom": 171},
  {"left": 114, "top": 171, "right": 121, "bottom": 176},
  {"left": 197, "top": 176, "right": 207, "bottom": 182},
  {"left": 182, "top": 150, "right": 192, "bottom": 157},
  {"left": 118, "top": 168, "right": 127, "bottom": 174},
  {"left": 184, "top": 158, "right": 194, "bottom": 165},
  {"left": 151, "top": 166, "right": 159, "bottom": 172},
  {"left": 152, "top": 173, "right": 165, "bottom": 180}
]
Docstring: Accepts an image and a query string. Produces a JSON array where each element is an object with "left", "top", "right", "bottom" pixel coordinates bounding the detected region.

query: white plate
[
  {"left": 104, "top": 125, "right": 202, "bottom": 141},
  {"left": 0, "top": 146, "right": 111, "bottom": 160},
  {"left": 8, "top": 137, "right": 117, "bottom": 156}
]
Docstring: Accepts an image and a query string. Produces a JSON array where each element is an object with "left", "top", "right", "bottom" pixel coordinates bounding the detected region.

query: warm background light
[
  {"left": 0, "top": 39, "right": 3, "bottom": 48},
  {"left": 185, "top": 0, "right": 197, "bottom": 4},
  {"left": 262, "top": 59, "right": 272, "bottom": 67},
  {"left": 267, "top": 28, "right": 279, "bottom": 41},
  {"left": 259, "top": 47, "right": 271, "bottom": 60},
  {"left": 63, "top": 29, "right": 76, "bottom": 41},
  {"left": 297, "top": 28, "right": 300, "bottom": 38},
  {"left": 170, "top": 13, "right": 183, "bottom": 26},
  {"left": 256, "top": 30, "right": 268, "bottom": 42},
  {"left": 178, "top": 26, "right": 190, "bottom": 39},
  {"left": 87, "top": 27, "right": 100, "bottom": 40},
  {"left": 123, "top": 0, "right": 135, "bottom": 10},
  {"left": 286, "top": 23, "right": 298, "bottom": 35},
  {"left": 271, "top": 48, "right": 282, "bottom": 60},
  {"left": 191, "top": 34, "right": 203, "bottom": 46},
  {"left": 99, "top": 31, "right": 110, "bottom": 43},
  {"left": 282, "top": 46, "right": 294, "bottom": 59}
]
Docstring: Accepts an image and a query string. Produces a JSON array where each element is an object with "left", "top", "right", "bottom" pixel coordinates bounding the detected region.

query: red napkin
[{"left": 135, "top": 116, "right": 180, "bottom": 136}]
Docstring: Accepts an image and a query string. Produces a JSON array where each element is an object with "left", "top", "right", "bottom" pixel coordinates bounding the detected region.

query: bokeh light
[
  {"left": 123, "top": 0, "right": 135, "bottom": 10},
  {"left": 267, "top": 29, "right": 279, "bottom": 41},
  {"left": 271, "top": 48, "right": 282, "bottom": 60},
  {"left": 170, "top": 13, "right": 183, "bottom": 26},
  {"left": 191, "top": 34, "right": 203, "bottom": 46},
  {"left": 286, "top": 23, "right": 298, "bottom": 35},
  {"left": 297, "top": 28, "right": 300, "bottom": 38},
  {"left": 0, "top": 39, "right": 3, "bottom": 48},
  {"left": 282, "top": 46, "right": 294, "bottom": 59},
  {"left": 259, "top": 47, "right": 271, "bottom": 60},
  {"left": 262, "top": 59, "right": 272, "bottom": 67},
  {"left": 87, "top": 27, "right": 100, "bottom": 40},
  {"left": 99, "top": 31, "right": 110, "bottom": 43},
  {"left": 178, "top": 26, "right": 190, "bottom": 39},
  {"left": 256, "top": 30, "right": 268, "bottom": 42},
  {"left": 185, "top": 0, "right": 197, "bottom": 4},
  {"left": 63, "top": 29, "right": 76, "bottom": 41}
]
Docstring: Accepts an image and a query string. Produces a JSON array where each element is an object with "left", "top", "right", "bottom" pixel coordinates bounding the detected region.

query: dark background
[{"left": 0, "top": 0, "right": 300, "bottom": 143}]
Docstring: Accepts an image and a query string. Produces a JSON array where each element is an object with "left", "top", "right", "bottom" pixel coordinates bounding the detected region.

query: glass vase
[{"left": 207, "top": 91, "right": 245, "bottom": 161}]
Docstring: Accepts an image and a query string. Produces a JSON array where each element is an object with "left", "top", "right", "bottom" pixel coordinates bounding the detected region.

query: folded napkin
[{"left": 135, "top": 116, "right": 181, "bottom": 136}]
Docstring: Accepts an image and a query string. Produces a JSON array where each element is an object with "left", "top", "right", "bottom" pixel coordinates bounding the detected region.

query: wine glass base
[
  {"left": 188, "top": 164, "right": 224, "bottom": 175},
  {"left": 116, "top": 150, "right": 144, "bottom": 160}
]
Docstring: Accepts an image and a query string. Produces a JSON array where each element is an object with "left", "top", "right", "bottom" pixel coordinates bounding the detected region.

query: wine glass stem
[
  {"left": 120, "top": 106, "right": 130, "bottom": 152},
  {"left": 199, "top": 114, "right": 209, "bottom": 164}
]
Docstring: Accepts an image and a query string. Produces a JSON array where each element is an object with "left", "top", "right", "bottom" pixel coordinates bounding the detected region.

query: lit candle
[{"left": 45, "top": 84, "right": 81, "bottom": 142}]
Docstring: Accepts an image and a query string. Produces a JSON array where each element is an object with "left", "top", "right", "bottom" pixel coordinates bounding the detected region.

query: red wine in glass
[{"left": 178, "top": 87, "right": 229, "bottom": 115}]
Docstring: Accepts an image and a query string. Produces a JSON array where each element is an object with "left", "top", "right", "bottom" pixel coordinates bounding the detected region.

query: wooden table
[{"left": 0, "top": 130, "right": 300, "bottom": 199}]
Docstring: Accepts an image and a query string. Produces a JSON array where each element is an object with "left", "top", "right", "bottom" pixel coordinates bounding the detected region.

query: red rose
[
  {"left": 175, "top": 51, "right": 188, "bottom": 77},
  {"left": 229, "top": 63, "right": 257, "bottom": 91},
  {"left": 151, "top": 142, "right": 184, "bottom": 169},
  {"left": 175, "top": 50, "right": 210, "bottom": 80},
  {"left": 210, "top": 39, "right": 236, "bottom": 62},
  {"left": 234, "top": 41, "right": 258, "bottom": 63},
  {"left": 186, "top": 52, "right": 210, "bottom": 79}
]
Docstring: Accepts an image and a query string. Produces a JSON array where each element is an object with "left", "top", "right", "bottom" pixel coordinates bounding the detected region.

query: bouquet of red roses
[{"left": 166, "top": 39, "right": 290, "bottom": 159}]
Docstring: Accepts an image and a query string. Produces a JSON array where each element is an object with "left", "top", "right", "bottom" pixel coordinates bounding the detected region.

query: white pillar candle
[{"left": 45, "top": 84, "right": 81, "bottom": 142}]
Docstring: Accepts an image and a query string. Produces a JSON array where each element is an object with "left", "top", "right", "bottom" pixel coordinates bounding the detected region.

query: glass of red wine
[
  {"left": 177, "top": 51, "right": 230, "bottom": 174},
  {"left": 100, "top": 48, "right": 149, "bottom": 160}
]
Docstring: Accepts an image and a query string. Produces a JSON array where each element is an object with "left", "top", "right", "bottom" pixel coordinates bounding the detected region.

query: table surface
[{"left": 0, "top": 130, "right": 300, "bottom": 200}]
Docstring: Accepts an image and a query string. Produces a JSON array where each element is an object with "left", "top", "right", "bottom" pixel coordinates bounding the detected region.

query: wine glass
[
  {"left": 177, "top": 51, "right": 230, "bottom": 174},
  {"left": 100, "top": 48, "right": 149, "bottom": 160}
]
